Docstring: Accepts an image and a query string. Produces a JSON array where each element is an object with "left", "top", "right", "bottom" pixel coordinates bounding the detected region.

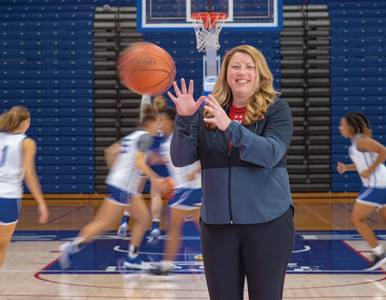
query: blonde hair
[
  {"left": 141, "top": 104, "right": 157, "bottom": 125},
  {"left": 153, "top": 95, "right": 167, "bottom": 112},
  {"left": 0, "top": 106, "right": 30, "bottom": 133},
  {"left": 204, "top": 45, "right": 280, "bottom": 130}
]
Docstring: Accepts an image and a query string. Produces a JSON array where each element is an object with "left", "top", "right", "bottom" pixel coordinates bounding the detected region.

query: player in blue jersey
[
  {"left": 59, "top": 105, "right": 167, "bottom": 270},
  {"left": 151, "top": 107, "right": 202, "bottom": 275},
  {"left": 0, "top": 106, "right": 49, "bottom": 268},
  {"left": 338, "top": 112, "right": 386, "bottom": 270},
  {"left": 117, "top": 94, "right": 169, "bottom": 245}
]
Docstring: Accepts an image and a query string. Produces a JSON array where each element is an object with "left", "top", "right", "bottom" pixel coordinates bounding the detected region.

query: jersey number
[{"left": 0, "top": 146, "right": 9, "bottom": 167}]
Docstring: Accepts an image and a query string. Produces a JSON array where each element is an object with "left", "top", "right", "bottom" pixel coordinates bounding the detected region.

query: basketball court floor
[{"left": 1, "top": 201, "right": 386, "bottom": 300}]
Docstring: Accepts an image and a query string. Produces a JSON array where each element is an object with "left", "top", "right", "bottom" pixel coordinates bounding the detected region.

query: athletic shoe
[
  {"left": 59, "top": 242, "right": 74, "bottom": 269},
  {"left": 194, "top": 254, "right": 203, "bottom": 261},
  {"left": 124, "top": 256, "right": 152, "bottom": 270},
  {"left": 147, "top": 228, "right": 161, "bottom": 245},
  {"left": 150, "top": 260, "right": 176, "bottom": 276},
  {"left": 117, "top": 217, "right": 129, "bottom": 238},
  {"left": 365, "top": 253, "right": 386, "bottom": 271}
]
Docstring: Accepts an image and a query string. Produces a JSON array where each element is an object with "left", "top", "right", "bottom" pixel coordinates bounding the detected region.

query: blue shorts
[
  {"left": 169, "top": 188, "right": 202, "bottom": 210},
  {"left": 105, "top": 184, "right": 135, "bottom": 206},
  {"left": 357, "top": 187, "right": 386, "bottom": 209},
  {"left": 0, "top": 198, "right": 21, "bottom": 225}
]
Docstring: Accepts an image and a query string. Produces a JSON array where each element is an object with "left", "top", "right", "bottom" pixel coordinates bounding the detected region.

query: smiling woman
[
  {"left": 227, "top": 52, "right": 258, "bottom": 106},
  {"left": 202, "top": 45, "right": 280, "bottom": 130},
  {"left": 167, "top": 45, "right": 294, "bottom": 300}
]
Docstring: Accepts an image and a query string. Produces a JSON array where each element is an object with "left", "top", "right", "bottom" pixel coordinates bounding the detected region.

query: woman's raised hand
[
  {"left": 203, "top": 94, "right": 231, "bottom": 131},
  {"left": 168, "top": 78, "right": 205, "bottom": 116}
]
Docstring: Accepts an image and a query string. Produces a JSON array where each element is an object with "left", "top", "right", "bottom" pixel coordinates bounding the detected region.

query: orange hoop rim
[{"left": 191, "top": 12, "right": 228, "bottom": 28}]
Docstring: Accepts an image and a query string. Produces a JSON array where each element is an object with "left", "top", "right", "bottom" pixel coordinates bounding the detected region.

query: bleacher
[
  {"left": 0, "top": 0, "right": 98, "bottom": 193},
  {"left": 328, "top": 1, "right": 386, "bottom": 192},
  {"left": 1, "top": 0, "right": 385, "bottom": 195}
]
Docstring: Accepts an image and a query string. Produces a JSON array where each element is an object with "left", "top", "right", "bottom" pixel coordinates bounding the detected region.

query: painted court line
[
  {"left": 299, "top": 203, "right": 341, "bottom": 230},
  {"left": 341, "top": 240, "right": 386, "bottom": 274},
  {"left": 33, "top": 257, "right": 386, "bottom": 292},
  {"left": 47, "top": 206, "right": 85, "bottom": 224}
]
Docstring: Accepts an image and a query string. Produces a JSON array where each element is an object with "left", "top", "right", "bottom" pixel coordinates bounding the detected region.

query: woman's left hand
[
  {"left": 203, "top": 94, "right": 231, "bottom": 131},
  {"left": 359, "top": 169, "right": 372, "bottom": 179}
]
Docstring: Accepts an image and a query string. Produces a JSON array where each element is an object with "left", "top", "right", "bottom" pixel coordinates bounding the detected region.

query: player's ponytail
[
  {"left": 0, "top": 106, "right": 30, "bottom": 133},
  {"left": 152, "top": 95, "right": 167, "bottom": 113},
  {"left": 344, "top": 112, "right": 372, "bottom": 137},
  {"left": 140, "top": 104, "right": 157, "bottom": 126}
]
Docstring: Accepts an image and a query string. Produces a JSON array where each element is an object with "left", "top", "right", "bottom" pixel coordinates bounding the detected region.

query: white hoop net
[{"left": 192, "top": 14, "right": 227, "bottom": 52}]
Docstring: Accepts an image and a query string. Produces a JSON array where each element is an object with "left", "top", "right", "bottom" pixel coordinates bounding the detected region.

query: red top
[{"left": 228, "top": 102, "right": 247, "bottom": 148}]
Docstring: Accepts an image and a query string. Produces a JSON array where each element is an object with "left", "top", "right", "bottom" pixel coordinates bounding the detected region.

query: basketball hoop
[{"left": 191, "top": 12, "right": 228, "bottom": 52}]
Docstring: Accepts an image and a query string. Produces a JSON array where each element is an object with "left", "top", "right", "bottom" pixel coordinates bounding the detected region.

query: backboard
[{"left": 137, "top": 0, "right": 283, "bottom": 32}]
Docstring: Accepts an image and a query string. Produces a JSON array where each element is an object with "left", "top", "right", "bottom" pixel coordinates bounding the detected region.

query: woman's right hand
[
  {"left": 168, "top": 78, "right": 205, "bottom": 116},
  {"left": 38, "top": 203, "right": 49, "bottom": 224},
  {"left": 337, "top": 161, "right": 346, "bottom": 174}
]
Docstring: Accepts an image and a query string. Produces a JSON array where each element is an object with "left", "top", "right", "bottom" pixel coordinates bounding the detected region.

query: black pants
[{"left": 200, "top": 206, "right": 295, "bottom": 300}]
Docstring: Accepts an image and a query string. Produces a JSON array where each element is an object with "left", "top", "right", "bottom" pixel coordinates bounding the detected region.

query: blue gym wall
[{"left": 0, "top": 0, "right": 385, "bottom": 194}]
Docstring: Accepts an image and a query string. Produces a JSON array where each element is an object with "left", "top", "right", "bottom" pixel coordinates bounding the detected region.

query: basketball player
[
  {"left": 59, "top": 105, "right": 167, "bottom": 270},
  {"left": 338, "top": 112, "right": 386, "bottom": 270},
  {"left": 0, "top": 106, "right": 49, "bottom": 268},
  {"left": 117, "top": 94, "right": 168, "bottom": 246},
  {"left": 151, "top": 107, "right": 202, "bottom": 275}
]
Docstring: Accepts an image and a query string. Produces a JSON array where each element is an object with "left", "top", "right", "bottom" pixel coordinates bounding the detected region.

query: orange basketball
[
  {"left": 117, "top": 42, "right": 176, "bottom": 97},
  {"left": 161, "top": 177, "right": 175, "bottom": 199}
]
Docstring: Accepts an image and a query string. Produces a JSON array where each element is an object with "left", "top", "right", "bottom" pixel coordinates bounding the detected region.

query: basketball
[
  {"left": 117, "top": 42, "right": 176, "bottom": 97},
  {"left": 161, "top": 177, "right": 175, "bottom": 199}
]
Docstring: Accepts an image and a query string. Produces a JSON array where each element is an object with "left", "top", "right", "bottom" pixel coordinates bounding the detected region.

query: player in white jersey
[
  {"left": 337, "top": 112, "right": 386, "bottom": 271},
  {"left": 59, "top": 105, "right": 168, "bottom": 270},
  {"left": 117, "top": 94, "right": 168, "bottom": 245},
  {"left": 0, "top": 106, "right": 49, "bottom": 268},
  {"left": 151, "top": 107, "right": 202, "bottom": 275}
]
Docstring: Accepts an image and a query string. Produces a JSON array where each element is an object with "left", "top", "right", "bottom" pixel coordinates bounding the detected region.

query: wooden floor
[{"left": 1, "top": 195, "right": 386, "bottom": 300}]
